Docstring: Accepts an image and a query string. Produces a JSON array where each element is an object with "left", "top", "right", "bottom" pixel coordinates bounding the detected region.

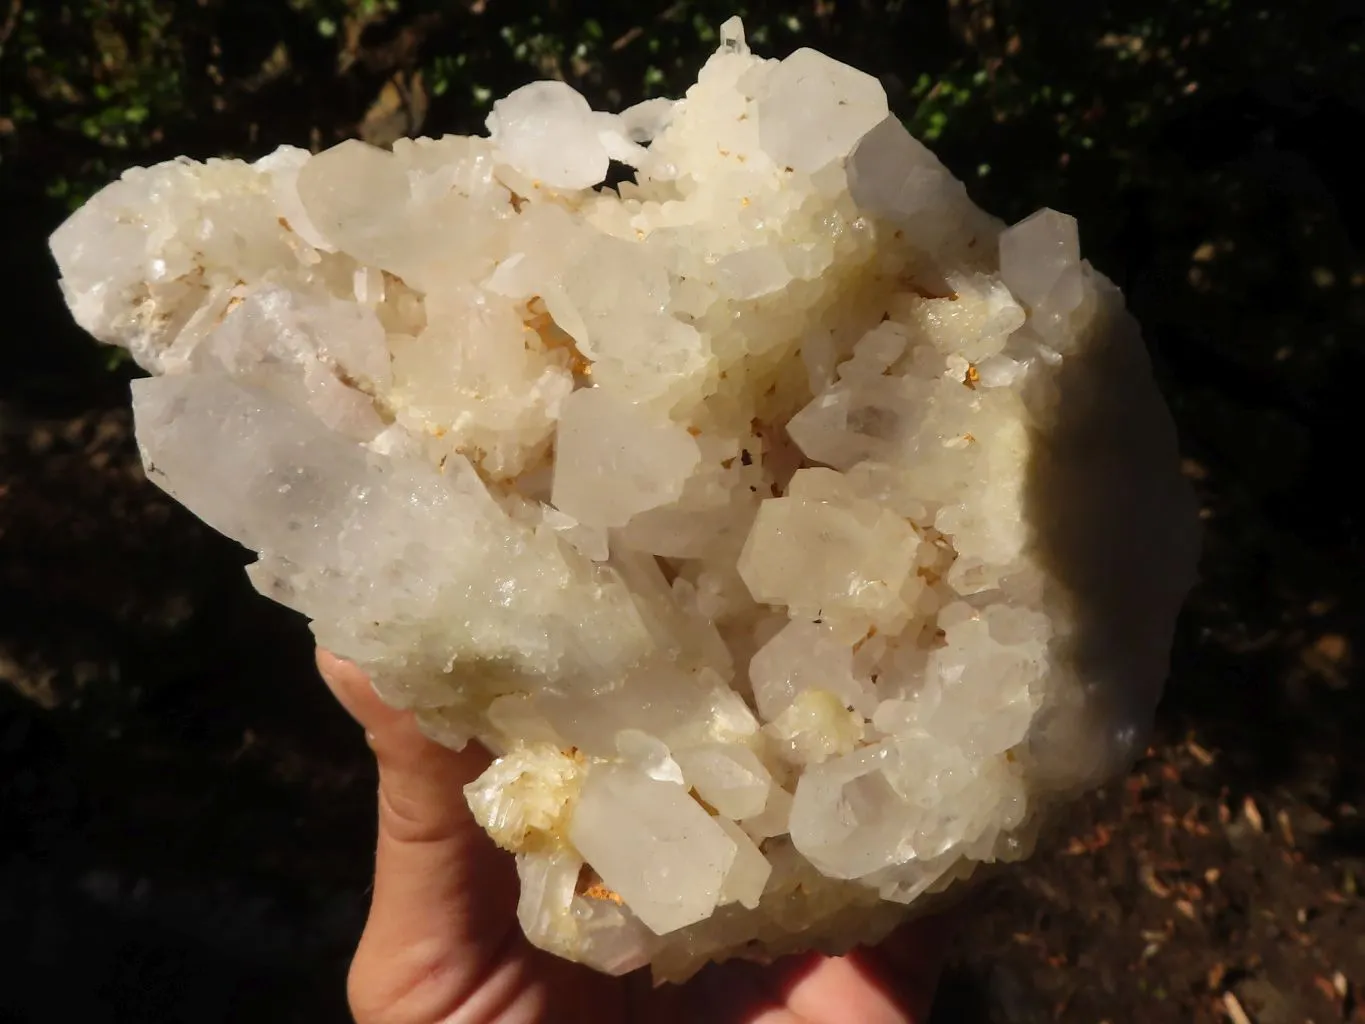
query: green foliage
[
  {"left": 1, "top": 1, "right": 198, "bottom": 191},
  {"left": 1, "top": 0, "right": 1361, "bottom": 410},
  {"left": 3, "top": 0, "right": 1358, "bottom": 190}
]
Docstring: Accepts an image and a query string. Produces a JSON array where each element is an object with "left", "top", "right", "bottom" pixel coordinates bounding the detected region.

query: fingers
[
  {"left": 316, "top": 649, "right": 405, "bottom": 738},
  {"left": 781, "top": 917, "right": 952, "bottom": 1024},
  {"left": 317, "top": 651, "right": 487, "bottom": 840},
  {"left": 316, "top": 650, "right": 521, "bottom": 1024},
  {"left": 317, "top": 649, "right": 953, "bottom": 1024}
]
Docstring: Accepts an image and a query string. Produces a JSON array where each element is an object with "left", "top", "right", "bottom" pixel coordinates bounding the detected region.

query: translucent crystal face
[{"left": 50, "top": 16, "right": 1199, "bottom": 983}]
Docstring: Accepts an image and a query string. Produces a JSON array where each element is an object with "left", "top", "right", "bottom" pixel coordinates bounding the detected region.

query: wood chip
[
  {"left": 1313, "top": 632, "right": 1349, "bottom": 664},
  {"left": 1276, "top": 808, "right": 1296, "bottom": 847},
  {"left": 1243, "top": 796, "right": 1265, "bottom": 832},
  {"left": 1187, "top": 738, "right": 1216, "bottom": 765},
  {"left": 1065, "top": 824, "right": 1112, "bottom": 854},
  {"left": 1183, "top": 806, "right": 1212, "bottom": 836},
  {"left": 1334, "top": 971, "right": 1349, "bottom": 999},
  {"left": 1181, "top": 457, "right": 1210, "bottom": 479},
  {"left": 1140, "top": 863, "right": 1173, "bottom": 898},
  {"left": 1208, "top": 963, "right": 1227, "bottom": 991},
  {"left": 1222, "top": 990, "right": 1254, "bottom": 1024}
]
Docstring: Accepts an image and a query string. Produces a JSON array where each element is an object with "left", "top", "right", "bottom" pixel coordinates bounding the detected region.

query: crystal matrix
[{"left": 51, "top": 18, "right": 1199, "bottom": 982}]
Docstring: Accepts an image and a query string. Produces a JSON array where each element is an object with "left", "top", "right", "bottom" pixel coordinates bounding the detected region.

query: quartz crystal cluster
[{"left": 51, "top": 19, "right": 1199, "bottom": 981}]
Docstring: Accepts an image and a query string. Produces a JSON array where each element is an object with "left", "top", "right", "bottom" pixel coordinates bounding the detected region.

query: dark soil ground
[
  {"left": 3, "top": 241, "right": 1364, "bottom": 1024},
  {"left": 4, "top": 5, "right": 1365, "bottom": 1022}
]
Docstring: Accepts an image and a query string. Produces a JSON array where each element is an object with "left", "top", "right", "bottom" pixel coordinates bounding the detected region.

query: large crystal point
[{"left": 51, "top": 19, "right": 1199, "bottom": 983}]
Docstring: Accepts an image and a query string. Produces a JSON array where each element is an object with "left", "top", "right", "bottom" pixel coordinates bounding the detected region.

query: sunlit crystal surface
[{"left": 51, "top": 15, "right": 1198, "bottom": 983}]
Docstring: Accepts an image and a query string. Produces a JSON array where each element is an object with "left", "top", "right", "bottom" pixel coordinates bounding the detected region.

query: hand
[{"left": 318, "top": 649, "right": 948, "bottom": 1024}]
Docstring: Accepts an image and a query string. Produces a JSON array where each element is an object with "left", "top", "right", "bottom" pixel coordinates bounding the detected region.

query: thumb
[
  {"left": 317, "top": 650, "right": 489, "bottom": 840},
  {"left": 316, "top": 650, "right": 518, "bottom": 1024}
]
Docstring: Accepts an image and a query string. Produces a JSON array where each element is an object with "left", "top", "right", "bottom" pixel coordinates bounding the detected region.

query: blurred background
[{"left": 2, "top": 1, "right": 1363, "bottom": 1021}]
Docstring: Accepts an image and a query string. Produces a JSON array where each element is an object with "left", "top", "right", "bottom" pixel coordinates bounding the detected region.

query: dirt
[
  {"left": 1, "top": 400, "right": 373, "bottom": 1023},
  {"left": 940, "top": 741, "right": 1365, "bottom": 1022}
]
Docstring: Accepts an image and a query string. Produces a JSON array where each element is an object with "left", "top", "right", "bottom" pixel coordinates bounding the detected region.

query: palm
[
  {"left": 428, "top": 922, "right": 944, "bottom": 1024},
  {"left": 319, "top": 651, "right": 942, "bottom": 1024},
  {"left": 443, "top": 920, "right": 943, "bottom": 1024}
]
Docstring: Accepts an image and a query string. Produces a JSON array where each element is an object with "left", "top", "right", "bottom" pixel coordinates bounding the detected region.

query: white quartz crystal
[{"left": 51, "top": 21, "right": 1199, "bottom": 983}]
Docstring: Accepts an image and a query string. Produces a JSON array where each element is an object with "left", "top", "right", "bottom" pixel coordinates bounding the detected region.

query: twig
[
  {"left": 1187, "top": 737, "right": 1216, "bottom": 766},
  {"left": 611, "top": 26, "right": 644, "bottom": 51},
  {"left": 1276, "top": 808, "right": 1296, "bottom": 847},
  {"left": 611, "top": 3, "right": 688, "bottom": 51},
  {"left": 0, "top": 0, "right": 23, "bottom": 60},
  {"left": 1222, "top": 991, "right": 1254, "bottom": 1024}
]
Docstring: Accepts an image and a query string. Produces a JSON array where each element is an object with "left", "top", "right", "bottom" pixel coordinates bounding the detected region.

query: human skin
[{"left": 317, "top": 649, "right": 949, "bottom": 1024}]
